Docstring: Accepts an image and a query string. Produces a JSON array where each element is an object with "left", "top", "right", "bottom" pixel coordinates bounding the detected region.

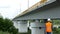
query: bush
[
  {"left": 0, "top": 17, "right": 18, "bottom": 34},
  {"left": 53, "top": 28, "right": 60, "bottom": 34}
]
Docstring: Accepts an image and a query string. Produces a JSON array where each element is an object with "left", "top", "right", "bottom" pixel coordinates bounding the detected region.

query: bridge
[{"left": 13, "top": 0, "right": 60, "bottom": 34}]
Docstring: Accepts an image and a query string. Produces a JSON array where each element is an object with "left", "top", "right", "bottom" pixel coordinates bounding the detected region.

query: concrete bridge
[{"left": 12, "top": 0, "right": 60, "bottom": 34}]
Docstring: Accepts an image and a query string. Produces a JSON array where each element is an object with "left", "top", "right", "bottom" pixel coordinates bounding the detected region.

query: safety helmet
[{"left": 47, "top": 18, "right": 51, "bottom": 21}]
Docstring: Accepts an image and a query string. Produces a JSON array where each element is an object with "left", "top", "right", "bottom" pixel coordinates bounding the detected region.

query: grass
[{"left": 0, "top": 31, "right": 10, "bottom": 34}]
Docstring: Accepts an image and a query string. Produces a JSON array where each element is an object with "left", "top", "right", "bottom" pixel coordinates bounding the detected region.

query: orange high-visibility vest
[{"left": 46, "top": 22, "right": 52, "bottom": 32}]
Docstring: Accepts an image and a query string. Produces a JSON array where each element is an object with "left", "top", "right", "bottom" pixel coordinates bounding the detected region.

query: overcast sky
[{"left": 0, "top": 0, "right": 40, "bottom": 19}]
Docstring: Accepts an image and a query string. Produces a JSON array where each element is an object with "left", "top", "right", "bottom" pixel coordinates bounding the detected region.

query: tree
[
  {"left": 0, "top": 17, "right": 4, "bottom": 31},
  {"left": 3, "top": 18, "right": 18, "bottom": 34},
  {"left": 0, "top": 16, "right": 18, "bottom": 34},
  {"left": 2, "top": 18, "right": 13, "bottom": 31}
]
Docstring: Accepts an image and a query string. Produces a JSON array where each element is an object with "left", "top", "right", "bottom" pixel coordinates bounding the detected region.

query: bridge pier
[
  {"left": 30, "top": 20, "right": 45, "bottom": 34},
  {"left": 18, "top": 20, "right": 28, "bottom": 33},
  {"left": 13, "top": 21, "right": 19, "bottom": 29},
  {"left": 14, "top": 20, "right": 28, "bottom": 33}
]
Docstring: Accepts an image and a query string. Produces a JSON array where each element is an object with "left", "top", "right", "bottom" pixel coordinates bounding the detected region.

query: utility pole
[
  {"left": 20, "top": 3, "right": 21, "bottom": 12},
  {"left": 28, "top": 0, "right": 29, "bottom": 8}
]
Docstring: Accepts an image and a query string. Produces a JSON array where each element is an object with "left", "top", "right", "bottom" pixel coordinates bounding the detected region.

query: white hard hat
[{"left": 47, "top": 18, "right": 51, "bottom": 21}]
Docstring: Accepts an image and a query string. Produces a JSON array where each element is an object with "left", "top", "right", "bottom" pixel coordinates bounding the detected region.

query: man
[{"left": 45, "top": 18, "right": 52, "bottom": 34}]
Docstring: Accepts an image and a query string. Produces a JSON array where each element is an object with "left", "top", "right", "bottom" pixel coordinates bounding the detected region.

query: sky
[{"left": 0, "top": 0, "right": 41, "bottom": 19}]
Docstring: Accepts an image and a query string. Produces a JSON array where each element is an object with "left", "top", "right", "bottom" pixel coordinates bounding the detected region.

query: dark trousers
[{"left": 47, "top": 32, "right": 51, "bottom": 34}]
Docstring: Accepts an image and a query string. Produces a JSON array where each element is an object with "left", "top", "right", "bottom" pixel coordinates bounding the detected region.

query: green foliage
[
  {"left": 0, "top": 31, "right": 10, "bottom": 34},
  {"left": 0, "top": 17, "right": 4, "bottom": 31},
  {"left": 0, "top": 17, "right": 18, "bottom": 34},
  {"left": 53, "top": 20, "right": 60, "bottom": 25},
  {"left": 8, "top": 26, "right": 18, "bottom": 34},
  {"left": 2, "top": 18, "right": 13, "bottom": 31},
  {"left": 53, "top": 28, "right": 60, "bottom": 34}
]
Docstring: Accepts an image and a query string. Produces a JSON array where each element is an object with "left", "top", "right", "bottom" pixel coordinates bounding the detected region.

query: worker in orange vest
[{"left": 45, "top": 18, "right": 52, "bottom": 34}]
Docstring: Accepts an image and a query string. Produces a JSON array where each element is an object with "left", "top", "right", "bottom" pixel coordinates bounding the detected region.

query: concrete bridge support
[
  {"left": 17, "top": 20, "right": 28, "bottom": 33},
  {"left": 30, "top": 20, "right": 45, "bottom": 34},
  {"left": 13, "top": 21, "right": 19, "bottom": 29}
]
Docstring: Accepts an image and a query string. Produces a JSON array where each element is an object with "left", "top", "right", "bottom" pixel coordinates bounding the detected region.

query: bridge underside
[{"left": 14, "top": 0, "right": 60, "bottom": 20}]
